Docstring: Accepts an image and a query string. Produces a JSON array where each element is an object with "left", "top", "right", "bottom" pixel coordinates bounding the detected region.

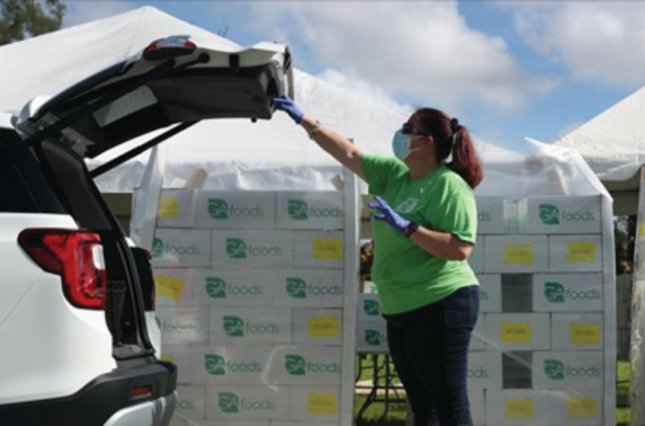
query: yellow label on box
[
  {"left": 567, "top": 242, "right": 597, "bottom": 263},
  {"left": 640, "top": 224, "right": 645, "bottom": 238},
  {"left": 312, "top": 238, "right": 343, "bottom": 260},
  {"left": 567, "top": 397, "right": 597, "bottom": 418},
  {"left": 570, "top": 323, "right": 601, "bottom": 345},
  {"left": 160, "top": 355, "right": 174, "bottom": 362},
  {"left": 158, "top": 197, "right": 178, "bottom": 218},
  {"left": 155, "top": 275, "right": 184, "bottom": 300},
  {"left": 501, "top": 322, "right": 531, "bottom": 343},
  {"left": 504, "top": 244, "right": 535, "bottom": 264},
  {"left": 307, "top": 393, "right": 337, "bottom": 414},
  {"left": 308, "top": 316, "right": 340, "bottom": 338},
  {"left": 505, "top": 399, "right": 535, "bottom": 419}
]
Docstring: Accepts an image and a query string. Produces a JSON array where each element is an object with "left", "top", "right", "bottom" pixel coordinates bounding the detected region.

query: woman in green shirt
[{"left": 274, "top": 95, "right": 483, "bottom": 426}]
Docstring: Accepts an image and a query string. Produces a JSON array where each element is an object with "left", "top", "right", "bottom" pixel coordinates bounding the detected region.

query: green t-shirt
[{"left": 362, "top": 152, "right": 479, "bottom": 314}]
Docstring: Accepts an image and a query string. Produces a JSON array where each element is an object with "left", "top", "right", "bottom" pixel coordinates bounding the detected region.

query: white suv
[{"left": 0, "top": 35, "right": 292, "bottom": 426}]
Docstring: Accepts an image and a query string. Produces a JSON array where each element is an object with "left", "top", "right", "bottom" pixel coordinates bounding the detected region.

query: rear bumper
[{"left": 0, "top": 359, "right": 177, "bottom": 426}]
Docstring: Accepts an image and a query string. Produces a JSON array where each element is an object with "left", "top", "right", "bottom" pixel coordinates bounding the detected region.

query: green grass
[{"left": 617, "top": 360, "right": 630, "bottom": 425}]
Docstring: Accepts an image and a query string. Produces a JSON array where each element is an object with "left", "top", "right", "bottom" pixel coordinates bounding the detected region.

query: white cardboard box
[
  {"left": 478, "top": 274, "right": 502, "bottom": 312},
  {"left": 272, "top": 269, "right": 344, "bottom": 308},
  {"left": 271, "top": 422, "right": 335, "bottom": 426},
  {"left": 547, "top": 387, "right": 604, "bottom": 426},
  {"left": 160, "top": 345, "right": 193, "bottom": 384},
  {"left": 548, "top": 235, "right": 603, "bottom": 272},
  {"left": 265, "top": 345, "right": 342, "bottom": 385},
  {"left": 195, "top": 191, "right": 276, "bottom": 229},
  {"left": 532, "top": 273, "right": 603, "bottom": 312},
  {"left": 191, "top": 345, "right": 273, "bottom": 385},
  {"left": 475, "top": 196, "right": 505, "bottom": 234},
  {"left": 175, "top": 385, "right": 206, "bottom": 420},
  {"left": 155, "top": 188, "right": 196, "bottom": 228},
  {"left": 484, "top": 313, "right": 550, "bottom": 351},
  {"left": 470, "top": 313, "right": 487, "bottom": 351},
  {"left": 468, "top": 235, "right": 485, "bottom": 272},
  {"left": 292, "top": 309, "right": 343, "bottom": 346},
  {"left": 467, "top": 351, "right": 502, "bottom": 391},
  {"left": 154, "top": 268, "right": 192, "bottom": 306},
  {"left": 484, "top": 235, "right": 548, "bottom": 273},
  {"left": 211, "top": 308, "right": 292, "bottom": 345},
  {"left": 357, "top": 294, "right": 383, "bottom": 322},
  {"left": 551, "top": 313, "right": 604, "bottom": 350},
  {"left": 191, "top": 269, "right": 274, "bottom": 307},
  {"left": 276, "top": 191, "right": 344, "bottom": 230},
  {"left": 518, "top": 195, "right": 602, "bottom": 234},
  {"left": 486, "top": 389, "right": 552, "bottom": 426},
  {"left": 156, "top": 307, "right": 209, "bottom": 345},
  {"left": 470, "top": 389, "right": 485, "bottom": 426},
  {"left": 356, "top": 321, "right": 388, "bottom": 353},
  {"left": 151, "top": 228, "right": 212, "bottom": 268},
  {"left": 212, "top": 230, "right": 294, "bottom": 269},
  {"left": 287, "top": 386, "right": 340, "bottom": 423},
  {"left": 293, "top": 231, "right": 344, "bottom": 269},
  {"left": 532, "top": 351, "right": 604, "bottom": 390},
  {"left": 206, "top": 385, "right": 288, "bottom": 421}
]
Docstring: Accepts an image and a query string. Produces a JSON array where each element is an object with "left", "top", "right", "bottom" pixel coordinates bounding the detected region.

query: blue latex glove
[
  {"left": 368, "top": 195, "right": 415, "bottom": 236},
  {"left": 271, "top": 95, "right": 305, "bottom": 124}
]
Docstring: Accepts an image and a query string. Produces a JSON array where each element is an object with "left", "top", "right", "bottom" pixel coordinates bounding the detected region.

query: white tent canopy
[
  {"left": 553, "top": 85, "right": 645, "bottom": 214},
  {"left": 0, "top": 6, "right": 523, "bottom": 194}
]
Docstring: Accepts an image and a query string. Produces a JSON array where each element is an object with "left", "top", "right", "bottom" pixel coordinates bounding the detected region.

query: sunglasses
[{"left": 401, "top": 122, "right": 428, "bottom": 137}]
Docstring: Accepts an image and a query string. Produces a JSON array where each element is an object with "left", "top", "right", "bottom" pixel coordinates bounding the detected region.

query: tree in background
[
  {"left": 0, "top": 0, "right": 65, "bottom": 45},
  {"left": 615, "top": 215, "right": 636, "bottom": 274}
]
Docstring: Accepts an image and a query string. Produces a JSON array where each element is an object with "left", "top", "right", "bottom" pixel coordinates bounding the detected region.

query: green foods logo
[
  {"left": 151, "top": 237, "right": 200, "bottom": 258},
  {"left": 205, "top": 354, "right": 227, "bottom": 375},
  {"left": 285, "top": 354, "right": 341, "bottom": 375},
  {"left": 219, "top": 392, "right": 240, "bottom": 413},
  {"left": 544, "top": 359, "right": 600, "bottom": 380},
  {"left": 285, "top": 354, "right": 306, "bottom": 375},
  {"left": 478, "top": 211, "right": 491, "bottom": 222},
  {"left": 363, "top": 300, "right": 380, "bottom": 316},
  {"left": 152, "top": 237, "right": 164, "bottom": 258},
  {"left": 285, "top": 277, "right": 343, "bottom": 299},
  {"left": 218, "top": 392, "right": 276, "bottom": 413},
  {"left": 222, "top": 315, "right": 281, "bottom": 337},
  {"left": 544, "top": 282, "right": 601, "bottom": 303},
  {"left": 206, "top": 277, "right": 228, "bottom": 298},
  {"left": 286, "top": 278, "right": 307, "bottom": 298},
  {"left": 365, "top": 329, "right": 382, "bottom": 345},
  {"left": 208, "top": 198, "right": 265, "bottom": 219},
  {"left": 206, "top": 277, "right": 263, "bottom": 298},
  {"left": 204, "top": 354, "right": 262, "bottom": 375},
  {"left": 539, "top": 204, "right": 595, "bottom": 225},
  {"left": 287, "top": 199, "right": 343, "bottom": 220},
  {"left": 225, "top": 238, "right": 283, "bottom": 259}
]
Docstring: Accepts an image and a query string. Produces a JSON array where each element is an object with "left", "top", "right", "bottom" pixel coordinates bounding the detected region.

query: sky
[{"left": 62, "top": 0, "right": 645, "bottom": 153}]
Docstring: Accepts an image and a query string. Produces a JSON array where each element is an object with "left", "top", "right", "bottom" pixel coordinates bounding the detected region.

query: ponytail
[{"left": 447, "top": 125, "right": 483, "bottom": 189}]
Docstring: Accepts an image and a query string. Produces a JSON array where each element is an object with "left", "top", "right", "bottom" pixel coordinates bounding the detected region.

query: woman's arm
[
  {"left": 300, "top": 115, "right": 366, "bottom": 180},
  {"left": 408, "top": 226, "right": 473, "bottom": 261}
]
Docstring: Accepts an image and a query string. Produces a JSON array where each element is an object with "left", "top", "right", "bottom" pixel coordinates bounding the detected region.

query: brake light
[
  {"left": 144, "top": 35, "right": 197, "bottom": 60},
  {"left": 18, "top": 229, "right": 106, "bottom": 310}
]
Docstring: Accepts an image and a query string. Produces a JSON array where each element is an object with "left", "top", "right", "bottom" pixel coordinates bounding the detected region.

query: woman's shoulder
[{"left": 436, "top": 166, "right": 472, "bottom": 191}]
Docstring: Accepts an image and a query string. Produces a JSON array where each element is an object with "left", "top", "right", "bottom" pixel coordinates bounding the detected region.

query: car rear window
[{"left": 0, "top": 129, "right": 65, "bottom": 213}]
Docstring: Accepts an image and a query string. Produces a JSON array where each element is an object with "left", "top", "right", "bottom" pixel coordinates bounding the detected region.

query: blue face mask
[{"left": 392, "top": 130, "right": 421, "bottom": 161}]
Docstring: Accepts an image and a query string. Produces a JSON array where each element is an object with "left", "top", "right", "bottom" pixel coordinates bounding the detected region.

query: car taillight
[
  {"left": 18, "top": 229, "right": 106, "bottom": 310},
  {"left": 144, "top": 35, "right": 197, "bottom": 60}
]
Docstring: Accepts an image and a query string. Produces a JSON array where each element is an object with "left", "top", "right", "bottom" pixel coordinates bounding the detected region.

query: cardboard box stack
[
  {"left": 154, "top": 189, "right": 350, "bottom": 426},
  {"left": 479, "top": 195, "right": 609, "bottom": 426}
]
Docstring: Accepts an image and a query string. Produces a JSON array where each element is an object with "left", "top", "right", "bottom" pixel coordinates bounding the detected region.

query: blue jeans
[{"left": 383, "top": 285, "right": 479, "bottom": 426}]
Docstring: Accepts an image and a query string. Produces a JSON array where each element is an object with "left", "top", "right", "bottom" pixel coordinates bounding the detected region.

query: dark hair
[{"left": 412, "top": 108, "right": 483, "bottom": 189}]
